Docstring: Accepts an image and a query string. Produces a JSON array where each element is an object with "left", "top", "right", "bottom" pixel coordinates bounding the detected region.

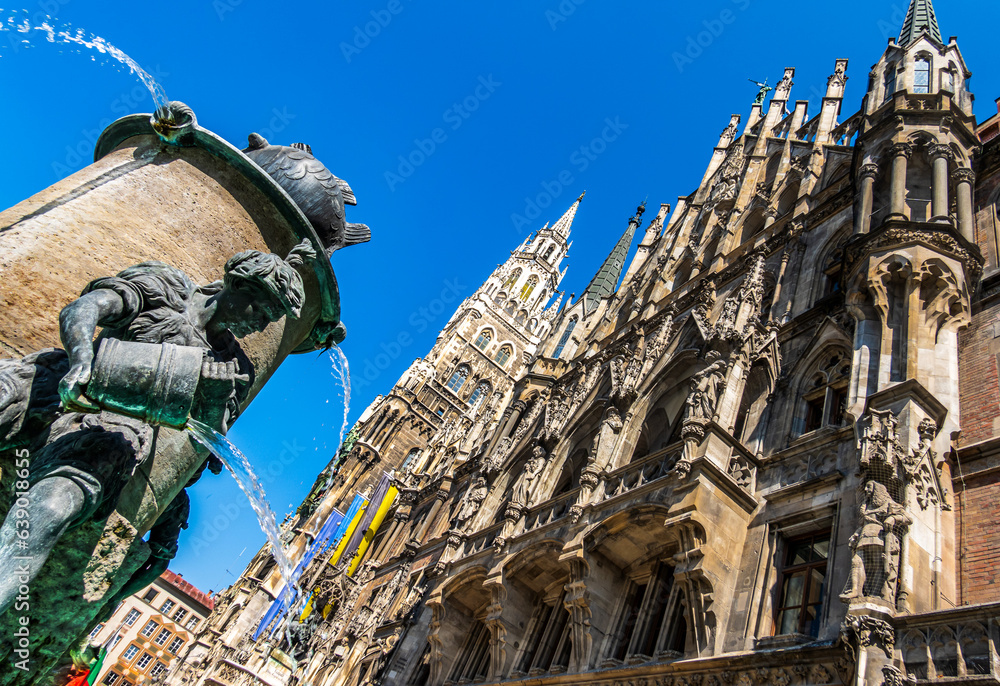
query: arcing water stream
[
  {"left": 0, "top": 9, "right": 168, "bottom": 111},
  {"left": 188, "top": 348, "right": 353, "bottom": 642},
  {"left": 187, "top": 417, "right": 301, "bottom": 609}
]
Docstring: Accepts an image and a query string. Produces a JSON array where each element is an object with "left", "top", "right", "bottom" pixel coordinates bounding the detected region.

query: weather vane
[{"left": 748, "top": 78, "right": 772, "bottom": 106}]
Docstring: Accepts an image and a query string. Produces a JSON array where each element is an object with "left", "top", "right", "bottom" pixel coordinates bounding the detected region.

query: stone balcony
[{"left": 895, "top": 602, "right": 1000, "bottom": 683}]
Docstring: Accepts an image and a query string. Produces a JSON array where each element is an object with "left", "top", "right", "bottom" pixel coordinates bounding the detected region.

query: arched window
[
  {"left": 494, "top": 345, "right": 512, "bottom": 366},
  {"left": 493, "top": 293, "right": 504, "bottom": 305},
  {"left": 797, "top": 351, "right": 851, "bottom": 435},
  {"left": 502, "top": 268, "right": 521, "bottom": 292},
  {"left": 914, "top": 56, "right": 931, "bottom": 94},
  {"left": 553, "top": 318, "right": 577, "bottom": 358},
  {"left": 401, "top": 448, "right": 421, "bottom": 473},
  {"left": 468, "top": 381, "right": 491, "bottom": 409},
  {"left": 543, "top": 245, "right": 556, "bottom": 261},
  {"left": 447, "top": 366, "right": 469, "bottom": 393},
  {"left": 884, "top": 63, "right": 898, "bottom": 103},
  {"left": 515, "top": 310, "right": 527, "bottom": 324},
  {"left": 520, "top": 276, "right": 538, "bottom": 301},
  {"left": 505, "top": 300, "right": 517, "bottom": 315},
  {"left": 474, "top": 329, "right": 492, "bottom": 350}
]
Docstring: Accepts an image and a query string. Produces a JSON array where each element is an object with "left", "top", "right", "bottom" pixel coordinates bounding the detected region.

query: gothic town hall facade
[{"left": 166, "top": 2, "right": 1000, "bottom": 684}]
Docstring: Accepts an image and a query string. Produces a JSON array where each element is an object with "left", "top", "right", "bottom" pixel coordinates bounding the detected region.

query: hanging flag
[
  {"left": 327, "top": 496, "right": 368, "bottom": 568},
  {"left": 252, "top": 496, "right": 364, "bottom": 641},
  {"left": 340, "top": 473, "right": 393, "bottom": 568},
  {"left": 347, "top": 483, "right": 399, "bottom": 576}
]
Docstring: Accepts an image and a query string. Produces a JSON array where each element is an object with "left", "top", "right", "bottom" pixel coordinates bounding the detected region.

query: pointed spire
[
  {"left": 583, "top": 202, "right": 645, "bottom": 314},
  {"left": 551, "top": 192, "right": 586, "bottom": 239},
  {"left": 898, "top": 0, "right": 942, "bottom": 47}
]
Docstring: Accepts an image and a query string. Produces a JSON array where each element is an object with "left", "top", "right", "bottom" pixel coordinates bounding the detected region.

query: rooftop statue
[
  {"left": 748, "top": 78, "right": 773, "bottom": 106},
  {"left": 0, "top": 240, "right": 315, "bottom": 616}
]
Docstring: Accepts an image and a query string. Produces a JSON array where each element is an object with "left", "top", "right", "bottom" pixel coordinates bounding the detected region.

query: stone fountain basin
[{"left": 0, "top": 112, "right": 340, "bottom": 681}]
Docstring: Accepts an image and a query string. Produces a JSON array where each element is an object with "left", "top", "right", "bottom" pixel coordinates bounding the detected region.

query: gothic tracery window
[
  {"left": 607, "top": 561, "right": 684, "bottom": 661},
  {"left": 502, "top": 268, "right": 521, "bottom": 292},
  {"left": 520, "top": 276, "right": 538, "bottom": 301},
  {"left": 494, "top": 345, "right": 512, "bottom": 367},
  {"left": 468, "top": 381, "right": 490, "bottom": 409},
  {"left": 448, "top": 618, "right": 491, "bottom": 682},
  {"left": 884, "top": 62, "right": 898, "bottom": 103},
  {"left": 914, "top": 56, "right": 931, "bottom": 94},
  {"left": 447, "top": 366, "right": 470, "bottom": 393},
  {"left": 553, "top": 317, "right": 577, "bottom": 358},
  {"left": 474, "top": 329, "right": 492, "bottom": 350},
  {"left": 798, "top": 351, "right": 850, "bottom": 434},
  {"left": 516, "top": 590, "right": 572, "bottom": 674},
  {"left": 543, "top": 244, "right": 556, "bottom": 261}
]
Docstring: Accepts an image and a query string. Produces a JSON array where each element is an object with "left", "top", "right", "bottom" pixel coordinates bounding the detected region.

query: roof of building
[
  {"left": 159, "top": 569, "right": 215, "bottom": 612},
  {"left": 582, "top": 203, "right": 645, "bottom": 313},
  {"left": 551, "top": 192, "right": 585, "bottom": 238},
  {"left": 898, "top": 0, "right": 943, "bottom": 47}
]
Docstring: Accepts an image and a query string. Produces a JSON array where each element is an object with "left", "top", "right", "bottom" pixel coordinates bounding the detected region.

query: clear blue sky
[{"left": 2, "top": 1, "right": 998, "bottom": 594}]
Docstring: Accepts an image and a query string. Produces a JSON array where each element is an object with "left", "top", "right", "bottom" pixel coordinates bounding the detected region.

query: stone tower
[{"left": 840, "top": 1, "right": 981, "bottom": 680}]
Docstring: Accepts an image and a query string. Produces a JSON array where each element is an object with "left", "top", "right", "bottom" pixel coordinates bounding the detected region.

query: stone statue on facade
[
  {"left": 840, "top": 480, "right": 912, "bottom": 603},
  {"left": 0, "top": 241, "right": 316, "bottom": 615},
  {"left": 454, "top": 476, "right": 488, "bottom": 530},
  {"left": 511, "top": 445, "right": 547, "bottom": 507},
  {"left": 684, "top": 351, "right": 727, "bottom": 421}
]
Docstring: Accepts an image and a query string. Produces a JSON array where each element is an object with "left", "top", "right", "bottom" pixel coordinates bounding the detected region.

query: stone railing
[
  {"left": 464, "top": 522, "right": 504, "bottom": 555},
  {"left": 896, "top": 603, "right": 1000, "bottom": 682},
  {"left": 601, "top": 445, "right": 683, "bottom": 504},
  {"left": 522, "top": 489, "right": 578, "bottom": 534}
]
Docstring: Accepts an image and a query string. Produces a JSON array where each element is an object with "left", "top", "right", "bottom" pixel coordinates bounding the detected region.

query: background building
[
  {"left": 89, "top": 571, "right": 212, "bottom": 685},
  {"left": 166, "top": 1, "right": 1000, "bottom": 684}
]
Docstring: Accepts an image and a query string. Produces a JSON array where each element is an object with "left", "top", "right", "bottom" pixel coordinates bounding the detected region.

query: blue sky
[{"left": 2, "top": 0, "right": 998, "bottom": 594}]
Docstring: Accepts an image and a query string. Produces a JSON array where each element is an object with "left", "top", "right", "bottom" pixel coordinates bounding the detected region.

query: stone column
[
  {"left": 856, "top": 163, "right": 879, "bottom": 234},
  {"left": 415, "top": 486, "right": 451, "bottom": 541},
  {"left": 888, "top": 143, "right": 912, "bottom": 220},
  {"left": 768, "top": 249, "right": 791, "bottom": 321},
  {"left": 763, "top": 207, "right": 780, "bottom": 230},
  {"left": 781, "top": 239, "right": 807, "bottom": 324},
  {"left": 928, "top": 145, "right": 955, "bottom": 223},
  {"left": 953, "top": 168, "right": 976, "bottom": 243}
]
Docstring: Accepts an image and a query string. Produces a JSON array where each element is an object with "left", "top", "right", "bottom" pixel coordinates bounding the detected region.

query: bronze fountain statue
[{"left": 0, "top": 101, "right": 369, "bottom": 683}]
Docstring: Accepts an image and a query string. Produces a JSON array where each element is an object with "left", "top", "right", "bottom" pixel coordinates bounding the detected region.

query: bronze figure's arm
[{"left": 57, "top": 289, "right": 127, "bottom": 412}]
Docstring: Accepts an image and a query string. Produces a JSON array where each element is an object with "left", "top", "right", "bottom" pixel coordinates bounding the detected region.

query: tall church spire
[
  {"left": 582, "top": 202, "right": 644, "bottom": 313},
  {"left": 898, "top": 0, "right": 942, "bottom": 47},
  {"left": 551, "top": 192, "right": 585, "bottom": 239}
]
